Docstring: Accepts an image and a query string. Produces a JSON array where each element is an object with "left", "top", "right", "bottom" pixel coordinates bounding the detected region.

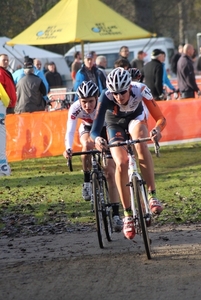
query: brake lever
[{"left": 66, "top": 149, "right": 73, "bottom": 171}]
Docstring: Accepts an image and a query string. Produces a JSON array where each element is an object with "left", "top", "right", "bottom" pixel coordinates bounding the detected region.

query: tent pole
[{"left": 81, "top": 42, "right": 84, "bottom": 59}]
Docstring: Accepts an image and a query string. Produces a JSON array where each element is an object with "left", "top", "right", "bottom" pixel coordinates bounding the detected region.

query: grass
[
  {"left": 1, "top": 142, "right": 201, "bottom": 233},
  {"left": 152, "top": 142, "right": 201, "bottom": 224}
]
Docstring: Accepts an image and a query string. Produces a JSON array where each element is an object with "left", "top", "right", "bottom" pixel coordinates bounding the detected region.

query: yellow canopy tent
[{"left": 7, "top": 0, "right": 153, "bottom": 54}]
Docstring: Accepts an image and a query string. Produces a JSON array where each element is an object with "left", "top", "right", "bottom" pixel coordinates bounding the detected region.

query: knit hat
[
  {"left": 23, "top": 56, "right": 33, "bottom": 69},
  {"left": 151, "top": 49, "right": 163, "bottom": 59}
]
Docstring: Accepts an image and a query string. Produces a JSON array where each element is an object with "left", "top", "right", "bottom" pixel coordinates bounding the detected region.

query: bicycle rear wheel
[
  {"left": 102, "top": 176, "right": 113, "bottom": 241},
  {"left": 133, "top": 176, "right": 151, "bottom": 259},
  {"left": 92, "top": 172, "right": 104, "bottom": 249}
]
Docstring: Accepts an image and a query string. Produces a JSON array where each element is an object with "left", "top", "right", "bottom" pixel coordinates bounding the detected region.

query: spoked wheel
[
  {"left": 92, "top": 173, "right": 104, "bottom": 249},
  {"left": 133, "top": 176, "right": 151, "bottom": 259},
  {"left": 102, "top": 177, "right": 113, "bottom": 241}
]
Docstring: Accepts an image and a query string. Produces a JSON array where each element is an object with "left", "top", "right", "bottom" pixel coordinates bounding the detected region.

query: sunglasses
[{"left": 112, "top": 90, "right": 128, "bottom": 96}]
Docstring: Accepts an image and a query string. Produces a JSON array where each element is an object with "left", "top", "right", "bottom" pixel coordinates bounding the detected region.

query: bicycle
[
  {"left": 67, "top": 150, "right": 113, "bottom": 249},
  {"left": 166, "top": 89, "right": 180, "bottom": 100},
  {"left": 46, "top": 91, "right": 76, "bottom": 111},
  {"left": 108, "top": 137, "right": 160, "bottom": 259}
]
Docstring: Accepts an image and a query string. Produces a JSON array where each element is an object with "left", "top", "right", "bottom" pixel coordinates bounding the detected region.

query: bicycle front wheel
[
  {"left": 133, "top": 176, "right": 151, "bottom": 259},
  {"left": 92, "top": 172, "right": 104, "bottom": 249},
  {"left": 102, "top": 176, "right": 113, "bottom": 241}
]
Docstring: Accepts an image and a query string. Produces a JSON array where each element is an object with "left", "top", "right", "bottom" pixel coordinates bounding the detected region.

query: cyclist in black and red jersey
[{"left": 90, "top": 68, "right": 166, "bottom": 240}]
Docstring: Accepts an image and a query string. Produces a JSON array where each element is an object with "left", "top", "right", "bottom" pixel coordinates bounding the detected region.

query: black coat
[
  {"left": 171, "top": 52, "right": 181, "bottom": 75},
  {"left": 177, "top": 54, "right": 199, "bottom": 93},
  {"left": 141, "top": 59, "right": 163, "bottom": 99}
]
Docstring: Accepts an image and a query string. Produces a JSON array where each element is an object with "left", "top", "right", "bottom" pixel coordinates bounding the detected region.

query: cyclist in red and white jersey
[{"left": 64, "top": 81, "right": 123, "bottom": 232}]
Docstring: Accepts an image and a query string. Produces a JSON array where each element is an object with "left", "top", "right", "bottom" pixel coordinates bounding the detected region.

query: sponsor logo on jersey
[{"left": 71, "top": 108, "right": 82, "bottom": 119}]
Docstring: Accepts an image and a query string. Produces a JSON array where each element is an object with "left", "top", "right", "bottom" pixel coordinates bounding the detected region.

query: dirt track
[{"left": 0, "top": 223, "right": 201, "bottom": 300}]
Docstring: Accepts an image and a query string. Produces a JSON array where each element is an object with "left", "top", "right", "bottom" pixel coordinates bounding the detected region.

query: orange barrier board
[{"left": 5, "top": 98, "right": 201, "bottom": 162}]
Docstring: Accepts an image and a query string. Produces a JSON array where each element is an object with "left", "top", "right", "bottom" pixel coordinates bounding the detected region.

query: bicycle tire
[
  {"left": 133, "top": 176, "right": 151, "bottom": 259},
  {"left": 92, "top": 172, "right": 104, "bottom": 249},
  {"left": 102, "top": 176, "right": 113, "bottom": 241}
]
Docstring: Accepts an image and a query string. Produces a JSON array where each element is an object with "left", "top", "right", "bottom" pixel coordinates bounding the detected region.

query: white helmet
[
  {"left": 77, "top": 80, "right": 99, "bottom": 98},
  {"left": 106, "top": 67, "right": 131, "bottom": 93}
]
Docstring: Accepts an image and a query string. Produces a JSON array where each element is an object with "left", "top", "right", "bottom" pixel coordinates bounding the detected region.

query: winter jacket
[
  {"left": 0, "top": 67, "right": 17, "bottom": 108},
  {"left": 73, "top": 64, "right": 104, "bottom": 101}
]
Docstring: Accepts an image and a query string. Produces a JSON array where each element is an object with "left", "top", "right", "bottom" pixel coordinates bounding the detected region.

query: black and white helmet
[
  {"left": 77, "top": 80, "right": 99, "bottom": 98},
  {"left": 106, "top": 67, "right": 131, "bottom": 93},
  {"left": 129, "top": 68, "right": 141, "bottom": 81}
]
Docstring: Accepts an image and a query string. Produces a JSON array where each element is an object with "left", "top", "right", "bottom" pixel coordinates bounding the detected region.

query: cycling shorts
[
  {"left": 79, "top": 124, "right": 108, "bottom": 141},
  {"left": 106, "top": 109, "right": 146, "bottom": 144}
]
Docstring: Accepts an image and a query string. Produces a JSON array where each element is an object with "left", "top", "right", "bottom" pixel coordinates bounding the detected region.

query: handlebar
[
  {"left": 154, "top": 141, "right": 160, "bottom": 157},
  {"left": 67, "top": 149, "right": 102, "bottom": 172},
  {"left": 66, "top": 138, "right": 160, "bottom": 172},
  {"left": 107, "top": 137, "right": 160, "bottom": 157},
  {"left": 71, "top": 150, "right": 101, "bottom": 156},
  {"left": 107, "top": 137, "right": 151, "bottom": 148},
  {"left": 67, "top": 157, "right": 73, "bottom": 172}
]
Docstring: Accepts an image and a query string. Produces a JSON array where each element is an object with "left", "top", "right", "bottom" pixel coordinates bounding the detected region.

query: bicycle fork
[{"left": 129, "top": 173, "right": 152, "bottom": 231}]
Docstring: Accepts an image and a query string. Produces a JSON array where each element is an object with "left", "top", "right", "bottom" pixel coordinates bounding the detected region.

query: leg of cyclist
[
  {"left": 109, "top": 144, "right": 135, "bottom": 239},
  {"left": 104, "top": 158, "right": 123, "bottom": 232},
  {"left": 106, "top": 125, "right": 135, "bottom": 239},
  {"left": 100, "top": 126, "right": 123, "bottom": 231},
  {"left": 79, "top": 126, "right": 94, "bottom": 201},
  {"left": 129, "top": 120, "right": 163, "bottom": 214}
]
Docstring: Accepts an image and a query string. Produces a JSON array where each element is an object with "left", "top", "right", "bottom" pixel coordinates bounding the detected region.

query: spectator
[
  {"left": 12, "top": 56, "right": 49, "bottom": 96},
  {"left": 171, "top": 44, "right": 183, "bottom": 76},
  {"left": 0, "top": 54, "right": 17, "bottom": 114},
  {"left": 0, "top": 84, "right": 11, "bottom": 176},
  {"left": 119, "top": 46, "right": 131, "bottom": 67},
  {"left": 72, "top": 52, "right": 104, "bottom": 101},
  {"left": 114, "top": 58, "right": 130, "bottom": 70},
  {"left": 33, "top": 58, "right": 42, "bottom": 70},
  {"left": 15, "top": 64, "right": 22, "bottom": 70},
  {"left": 15, "top": 58, "right": 46, "bottom": 113},
  {"left": 45, "top": 61, "right": 63, "bottom": 89},
  {"left": 130, "top": 50, "right": 145, "bottom": 71},
  {"left": 90, "top": 51, "right": 97, "bottom": 66},
  {"left": 141, "top": 49, "right": 164, "bottom": 100},
  {"left": 177, "top": 44, "right": 201, "bottom": 99},
  {"left": 192, "top": 47, "right": 197, "bottom": 73},
  {"left": 96, "top": 55, "right": 107, "bottom": 76},
  {"left": 196, "top": 47, "right": 201, "bottom": 74},
  {"left": 96, "top": 55, "right": 107, "bottom": 88},
  {"left": 71, "top": 51, "right": 82, "bottom": 81},
  {"left": 160, "top": 51, "right": 177, "bottom": 94},
  {"left": 43, "top": 63, "right": 49, "bottom": 74}
]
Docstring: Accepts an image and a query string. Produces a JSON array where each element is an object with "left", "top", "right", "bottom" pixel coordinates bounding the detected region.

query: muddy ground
[{"left": 0, "top": 223, "right": 201, "bottom": 300}]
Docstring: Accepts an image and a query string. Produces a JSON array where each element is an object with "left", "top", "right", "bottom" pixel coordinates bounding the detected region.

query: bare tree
[
  {"left": 178, "top": 1, "right": 186, "bottom": 44},
  {"left": 129, "top": 0, "right": 154, "bottom": 33}
]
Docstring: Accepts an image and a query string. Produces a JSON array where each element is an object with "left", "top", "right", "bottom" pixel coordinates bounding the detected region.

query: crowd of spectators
[{"left": 0, "top": 42, "right": 201, "bottom": 116}]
